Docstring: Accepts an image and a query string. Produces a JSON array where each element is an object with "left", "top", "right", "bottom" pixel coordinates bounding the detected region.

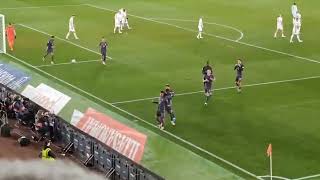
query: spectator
[
  {"left": 39, "top": 140, "right": 55, "bottom": 161},
  {"left": 0, "top": 86, "right": 55, "bottom": 142}
]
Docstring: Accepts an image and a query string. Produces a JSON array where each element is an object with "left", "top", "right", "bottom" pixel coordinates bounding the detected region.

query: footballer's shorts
[
  {"left": 277, "top": 24, "right": 283, "bottom": 30},
  {"left": 292, "top": 26, "right": 301, "bottom": 35},
  {"left": 165, "top": 106, "right": 174, "bottom": 114},
  {"left": 204, "top": 83, "right": 212, "bottom": 94},
  {"left": 69, "top": 27, "right": 75, "bottom": 32},
  {"left": 115, "top": 21, "right": 121, "bottom": 28},
  {"left": 235, "top": 75, "right": 242, "bottom": 82},
  {"left": 47, "top": 48, "right": 54, "bottom": 54}
]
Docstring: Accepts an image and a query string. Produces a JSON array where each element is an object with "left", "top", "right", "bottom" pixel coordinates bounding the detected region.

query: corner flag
[
  {"left": 267, "top": 144, "right": 272, "bottom": 157},
  {"left": 266, "top": 144, "right": 273, "bottom": 180}
]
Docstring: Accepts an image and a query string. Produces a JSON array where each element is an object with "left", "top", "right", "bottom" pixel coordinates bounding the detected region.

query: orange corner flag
[{"left": 267, "top": 144, "right": 272, "bottom": 157}]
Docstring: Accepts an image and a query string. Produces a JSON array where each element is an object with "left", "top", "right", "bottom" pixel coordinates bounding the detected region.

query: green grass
[{"left": 1, "top": 0, "right": 320, "bottom": 179}]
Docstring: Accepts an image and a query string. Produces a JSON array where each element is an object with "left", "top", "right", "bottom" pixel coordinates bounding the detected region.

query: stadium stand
[{"left": 0, "top": 83, "right": 164, "bottom": 180}]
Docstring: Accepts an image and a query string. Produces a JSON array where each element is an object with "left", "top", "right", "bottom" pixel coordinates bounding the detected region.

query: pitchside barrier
[{"left": 0, "top": 83, "right": 164, "bottom": 180}]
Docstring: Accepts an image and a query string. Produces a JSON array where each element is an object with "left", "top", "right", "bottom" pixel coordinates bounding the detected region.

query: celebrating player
[
  {"left": 164, "top": 84, "right": 176, "bottom": 126},
  {"left": 197, "top": 17, "right": 204, "bottom": 39},
  {"left": 5, "top": 23, "right": 16, "bottom": 51},
  {"left": 290, "top": 13, "right": 302, "bottom": 43},
  {"left": 42, "top": 36, "right": 55, "bottom": 64},
  {"left": 65, "top": 15, "right": 79, "bottom": 40},
  {"left": 234, "top": 59, "right": 244, "bottom": 92},
  {"left": 203, "top": 69, "right": 215, "bottom": 106},
  {"left": 99, "top": 37, "right": 108, "bottom": 65},
  {"left": 120, "top": 8, "right": 131, "bottom": 30},
  {"left": 156, "top": 91, "right": 166, "bottom": 130},
  {"left": 274, "top": 14, "right": 286, "bottom": 38},
  {"left": 114, "top": 11, "right": 123, "bottom": 34}
]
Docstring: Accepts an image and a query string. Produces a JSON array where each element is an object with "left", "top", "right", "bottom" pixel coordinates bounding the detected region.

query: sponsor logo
[
  {"left": 71, "top": 108, "right": 147, "bottom": 163},
  {"left": 22, "top": 83, "right": 71, "bottom": 114},
  {"left": 0, "top": 63, "right": 31, "bottom": 90}
]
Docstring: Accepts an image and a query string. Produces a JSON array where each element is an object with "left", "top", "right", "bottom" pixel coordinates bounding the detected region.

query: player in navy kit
[
  {"left": 203, "top": 69, "right": 215, "bottom": 106},
  {"left": 234, "top": 59, "right": 244, "bottom": 92},
  {"left": 99, "top": 37, "right": 108, "bottom": 65},
  {"left": 42, "top": 36, "right": 55, "bottom": 64},
  {"left": 164, "top": 84, "right": 176, "bottom": 126},
  {"left": 156, "top": 91, "right": 166, "bottom": 130}
]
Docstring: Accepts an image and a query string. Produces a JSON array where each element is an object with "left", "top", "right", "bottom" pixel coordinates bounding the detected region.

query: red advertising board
[{"left": 76, "top": 108, "right": 147, "bottom": 163}]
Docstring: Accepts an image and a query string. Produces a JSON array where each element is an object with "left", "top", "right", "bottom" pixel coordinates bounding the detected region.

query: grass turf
[{"left": 1, "top": 0, "right": 320, "bottom": 179}]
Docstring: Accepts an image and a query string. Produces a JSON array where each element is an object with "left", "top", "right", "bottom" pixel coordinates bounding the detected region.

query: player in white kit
[
  {"left": 65, "top": 15, "right": 79, "bottom": 39},
  {"left": 114, "top": 11, "right": 123, "bottom": 34},
  {"left": 291, "top": 2, "right": 298, "bottom": 18},
  {"left": 197, "top": 17, "right": 204, "bottom": 39},
  {"left": 120, "top": 8, "right": 131, "bottom": 30},
  {"left": 290, "top": 13, "right": 302, "bottom": 43},
  {"left": 274, "top": 14, "right": 285, "bottom": 38}
]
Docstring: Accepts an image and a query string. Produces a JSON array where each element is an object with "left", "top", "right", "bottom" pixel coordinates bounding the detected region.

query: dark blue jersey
[
  {"left": 47, "top": 39, "right": 54, "bottom": 50},
  {"left": 164, "top": 90, "right": 175, "bottom": 107},
  {"left": 99, "top": 41, "right": 108, "bottom": 53},
  {"left": 234, "top": 63, "right": 244, "bottom": 77},
  {"left": 203, "top": 74, "right": 214, "bottom": 86},
  {"left": 158, "top": 96, "right": 166, "bottom": 113}
]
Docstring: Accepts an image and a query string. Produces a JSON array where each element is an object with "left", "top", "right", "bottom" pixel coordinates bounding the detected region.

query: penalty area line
[
  {"left": 258, "top": 175, "right": 290, "bottom": 180},
  {"left": 148, "top": 17, "right": 244, "bottom": 42},
  {"left": 17, "top": 23, "right": 113, "bottom": 60},
  {"left": 35, "top": 59, "right": 101, "bottom": 68},
  {"left": 5, "top": 53, "right": 262, "bottom": 180},
  {"left": 294, "top": 174, "right": 320, "bottom": 180},
  {"left": 111, "top": 75, "right": 320, "bottom": 105}
]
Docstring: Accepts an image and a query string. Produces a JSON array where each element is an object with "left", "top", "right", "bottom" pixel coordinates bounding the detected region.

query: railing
[{"left": 0, "top": 83, "right": 164, "bottom": 180}]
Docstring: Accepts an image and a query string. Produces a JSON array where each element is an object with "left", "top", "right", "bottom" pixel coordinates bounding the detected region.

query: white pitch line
[
  {"left": 18, "top": 23, "right": 112, "bottom": 60},
  {"left": 294, "top": 174, "right": 320, "bottom": 180},
  {"left": 6, "top": 53, "right": 262, "bottom": 180},
  {"left": 111, "top": 75, "right": 320, "bottom": 105},
  {"left": 149, "top": 17, "right": 244, "bottom": 41},
  {"left": 85, "top": 4, "right": 320, "bottom": 65},
  {"left": 35, "top": 59, "right": 100, "bottom": 68},
  {"left": 258, "top": 175, "right": 290, "bottom": 180},
  {"left": 0, "top": 4, "right": 83, "bottom": 10}
]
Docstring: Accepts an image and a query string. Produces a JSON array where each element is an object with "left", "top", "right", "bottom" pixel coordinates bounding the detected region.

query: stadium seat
[
  {"left": 120, "top": 159, "right": 130, "bottom": 180},
  {"left": 100, "top": 149, "right": 113, "bottom": 172},
  {"left": 138, "top": 169, "right": 146, "bottom": 180},
  {"left": 77, "top": 133, "right": 86, "bottom": 161},
  {"left": 73, "top": 132, "right": 79, "bottom": 148},
  {"left": 106, "top": 151, "right": 114, "bottom": 170},
  {"left": 129, "top": 165, "right": 138, "bottom": 180},
  {"left": 115, "top": 156, "right": 122, "bottom": 178}
]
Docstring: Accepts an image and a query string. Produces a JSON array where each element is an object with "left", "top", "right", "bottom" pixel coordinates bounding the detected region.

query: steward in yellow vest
[{"left": 40, "top": 141, "right": 56, "bottom": 161}]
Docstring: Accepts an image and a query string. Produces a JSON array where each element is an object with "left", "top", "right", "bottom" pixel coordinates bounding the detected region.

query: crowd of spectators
[{"left": 0, "top": 86, "right": 57, "bottom": 142}]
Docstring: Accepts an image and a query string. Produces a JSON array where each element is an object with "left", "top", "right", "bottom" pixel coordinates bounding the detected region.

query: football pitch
[{"left": 1, "top": 0, "right": 320, "bottom": 179}]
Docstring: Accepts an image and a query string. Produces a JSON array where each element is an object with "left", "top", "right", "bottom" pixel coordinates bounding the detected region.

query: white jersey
[
  {"left": 296, "top": 13, "right": 302, "bottom": 25},
  {"left": 69, "top": 16, "right": 75, "bottom": 32},
  {"left": 291, "top": 5, "right": 298, "bottom": 18},
  {"left": 198, "top": 18, "right": 203, "bottom": 31},
  {"left": 117, "top": 11, "right": 124, "bottom": 22},
  {"left": 292, "top": 18, "right": 301, "bottom": 35},
  {"left": 114, "top": 12, "right": 122, "bottom": 27},
  {"left": 121, "top": 9, "right": 128, "bottom": 23},
  {"left": 277, "top": 16, "right": 283, "bottom": 30}
]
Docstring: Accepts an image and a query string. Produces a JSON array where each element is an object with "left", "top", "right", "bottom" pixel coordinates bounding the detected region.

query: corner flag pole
[
  {"left": 267, "top": 144, "right": 273, "bottom": 180},
  {"left": 270, "top": 151, "right": 272, "bottom": 180}
]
